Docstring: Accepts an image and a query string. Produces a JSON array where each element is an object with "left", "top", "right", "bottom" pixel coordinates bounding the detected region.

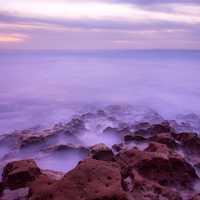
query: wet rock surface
[{"left": 1, "top": 107, "right": 200, "bottom": 199}]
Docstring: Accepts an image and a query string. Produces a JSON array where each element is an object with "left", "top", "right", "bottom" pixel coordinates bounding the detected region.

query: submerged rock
[{"left": 1, "top": 118, "right": 200, "bottom": 199}]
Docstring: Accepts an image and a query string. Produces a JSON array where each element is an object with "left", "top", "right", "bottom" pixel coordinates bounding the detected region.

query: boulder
[
  {"left": 2, "top": 159, "right": 41, "bottom": 190},
  {"left": 148, "top": 122, "right": 172, "bottom": 135},
  {"left": 150, "top": 132, "right": 178, "bottom": 149},
  {"left": 89, "top": 143, "right": 114, "bottom": 161},
  {"left": 115, "top": 144, "right": 198, "bottom": 189},
  {"left": 124, "top": 134, "right": 147, "bottom": 143},
  {"left": 191, "top": 194, "right": 200, "bottom": 200},
  {"left": 123, "top": 171, "right": 182, "bottom": 200},
  {"left": 63, "top": 118, "right": 86, "bottom": 135},
  {"left": 29, "top": 159, "right": 128, "bottom": 200}
]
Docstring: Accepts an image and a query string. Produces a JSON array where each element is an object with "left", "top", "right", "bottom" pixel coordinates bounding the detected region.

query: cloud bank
[{"left": 0, "top": 0, "right": 199, "bottom": 49}]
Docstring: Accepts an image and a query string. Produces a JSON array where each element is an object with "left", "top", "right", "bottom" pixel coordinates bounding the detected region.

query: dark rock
[
  {"left": 63, "top": 118, "right": 86, "bottom": 135},
  {"left": 103, "top": 127, "right": 118, "bottom": 134},
  {"left": 133, "top": 122, "right": 151, "bottom": 130},
  {"left": 148, "top": 122, "right": 172, "bottom": 135},
  {"left": 150, "top": 132, "right": 178, "bottom": 149},
  {"left": 174, "top": 132, "right": 200, "bottom": 154},
  {"left": 124, "top": 134, "right": 147, "bottom": 143},
  {"left": 20, "top": 135, "right": 45, "bottom": 149},
  {"left": 191, "top": 194, "right": 200, "bottom": 200},
  {"left": 112, "top": 144, "right": 123, "bottom": 152},
  {"left": 81, "top": 112, "right": 95, "bottom": 120},
  {"left": 123, "top": 172, "right": 182, "bottom": 200},
  {"left": 42, "top": 144, "right": 89, "bottom": 154},
  {"left": 134, "top": 129, "right": 151, "bottom": 136},
  {"left": 96, "top": 110, "right": 106, "bottom": 117},
  {"left": 0, "top": 181, "right": 4, "bottom": 194},
  {"left": 89, "top": 143, "right": 114, "bottom": 161},
  {"left": 2, "top": 159, "right": 41, "bottom": 190}
]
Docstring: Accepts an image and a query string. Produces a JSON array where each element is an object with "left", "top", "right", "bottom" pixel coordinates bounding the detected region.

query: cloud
[
  {"left": 0, "top": 33, "right": 28, "bottom": 43},
  {"left": 0, "top": 0, "right": 199, "bottom": 49}
]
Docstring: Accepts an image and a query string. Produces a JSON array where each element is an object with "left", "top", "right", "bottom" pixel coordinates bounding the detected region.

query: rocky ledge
[{"left": 1, "top": 120, "right": 200, "bottom": 200}]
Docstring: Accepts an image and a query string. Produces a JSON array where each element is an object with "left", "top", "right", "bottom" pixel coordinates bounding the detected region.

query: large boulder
[
  {"left": 29, "top": 159, "right": 128, "bottom": 200},
  {"left": 116, "top": 143, "right": 198, "bottom": 190},
  {"left": 191, "top": 194, "right": 200, "bottom": 200},
  {"left": 2, "top": 159, "right": 41, "bottom": 190}
]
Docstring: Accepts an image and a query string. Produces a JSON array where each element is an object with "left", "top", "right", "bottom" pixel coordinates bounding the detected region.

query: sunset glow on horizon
[{"left": 0, "top": 0, "right": 200, "bottom": 49}]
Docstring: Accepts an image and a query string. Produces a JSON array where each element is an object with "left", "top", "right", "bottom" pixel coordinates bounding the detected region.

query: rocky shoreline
[{"left": 1, "top": 107, "right": 200, "bottom": 199}]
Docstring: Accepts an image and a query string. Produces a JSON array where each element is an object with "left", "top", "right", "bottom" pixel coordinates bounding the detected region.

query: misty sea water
[{"left": 0, "top": 50, "right": 200, "bottom": 133}]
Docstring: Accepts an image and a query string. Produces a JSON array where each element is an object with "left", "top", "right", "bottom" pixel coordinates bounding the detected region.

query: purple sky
[{"left": 0, "top": 0, "right": 200, "bottom": 49}]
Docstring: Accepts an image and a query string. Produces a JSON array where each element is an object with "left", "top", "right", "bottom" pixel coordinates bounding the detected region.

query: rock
[
  {"left": 19, "top": 135, "right": 46, "bottom": 149},
  {"left": 42, "top": 144, "right": 89, "bottom": 154},
  {"left": 150, "top": 132, "right": 178, "bottom": 149},
  {"left": 96, "top": 110, "right": 106, "bottom": 117},
  {"left": 124, "top": 134, "right": 147, "bottom": 143},
  {"left": 0, "top": 181, "right": 4, "bottom": 194},
  {"left": 103, "top": 126, "right": 131, "bottom": 136},
  {"left": 112, "top": 143, "right": 123, "bottom": 152},
  {"left": 134, "top": 129, "right": 150, "bottom": 136},
  {"left": 123, "top": 171, "right": 182, "bottom": 200},
  {"left": 103, "top": 127, "right": 119, "bottom": 134},
  {"left": 191, "top": 194, "right": 200, "bottom": 200},
  {"left": 116, "top": 145, "right": 198, "bottom": 189},
  {"left": 1, "top": 187, "right": 29, "bottom": 200},
  {"left": 63, "top": 118, "right": 86, "bottom": 135},
  {"left": 148, "top": 122, "right": 172, "bottom": 135},
  {"left": 81, "top": 112, "right": 96, "bottom": 120},
  {"left": 145, "top": 142, "right": 173, "bottom": 156},
  {"left": 133, "top": 122, "right": 151, "bottom": 130},
  {"left": 29, "top": 159, "right": 128, "bottom": 200},
  {"left": 2, "top": 159, "right": 41, "bottom": 190},
  {"left": 174, "top": 132, "right": 200, "bottom": 154},
  {"left": 42, "top": 170, "right": 65, "bottom": 181},
  {"left": 89, "top": 143, "right": 114, "bottom": 161}
]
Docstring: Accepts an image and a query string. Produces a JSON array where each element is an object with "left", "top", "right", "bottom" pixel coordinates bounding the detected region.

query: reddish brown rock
[
  {"left": 174, "top": 132, "right": 200, "bottom": 155},
  {"left": 145, "top": 142, "right": 173, "bottom": 155},
  {"left": 191, "top": 194, "right": 200, "bottom": 200},
  {"left": 150, "top": 132, "right": 178, "bottom": 149},
  {"left": 29, "top": 159, "right": 128, "bottom": 200},
  {"left": 2, "top": 159, "right": 41, "bottom": 190},
  {"left": 116, "top": 144, "right": 198, "bottom": 189},
  {"left": 1, "top": 187, "right": 29, "bottom": 200},
  {"left": 124, "top": 134, "right": 147, "bottom": 143},
  {"left": 123, "top": 171, "right": 182, "bottom": 200},
  {"left": 89, "top": 143, "right": 114, "bottom": 161}
]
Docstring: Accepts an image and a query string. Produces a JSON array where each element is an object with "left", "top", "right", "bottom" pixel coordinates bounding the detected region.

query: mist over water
[
  {"left": 0, "top": 49, "right": 200, "bottom": 173},
  {"left": 0, "top": 50, "right": 200, "bottom": 133}
]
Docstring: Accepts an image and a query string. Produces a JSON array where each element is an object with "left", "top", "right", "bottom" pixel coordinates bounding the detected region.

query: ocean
[{"left": 0, "top": 50, "right": 200, "bottom": 133}]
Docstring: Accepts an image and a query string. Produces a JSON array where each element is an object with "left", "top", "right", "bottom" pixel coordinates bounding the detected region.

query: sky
[{"left": 0, "top": 0, "right": 200, "bottom": 50}]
